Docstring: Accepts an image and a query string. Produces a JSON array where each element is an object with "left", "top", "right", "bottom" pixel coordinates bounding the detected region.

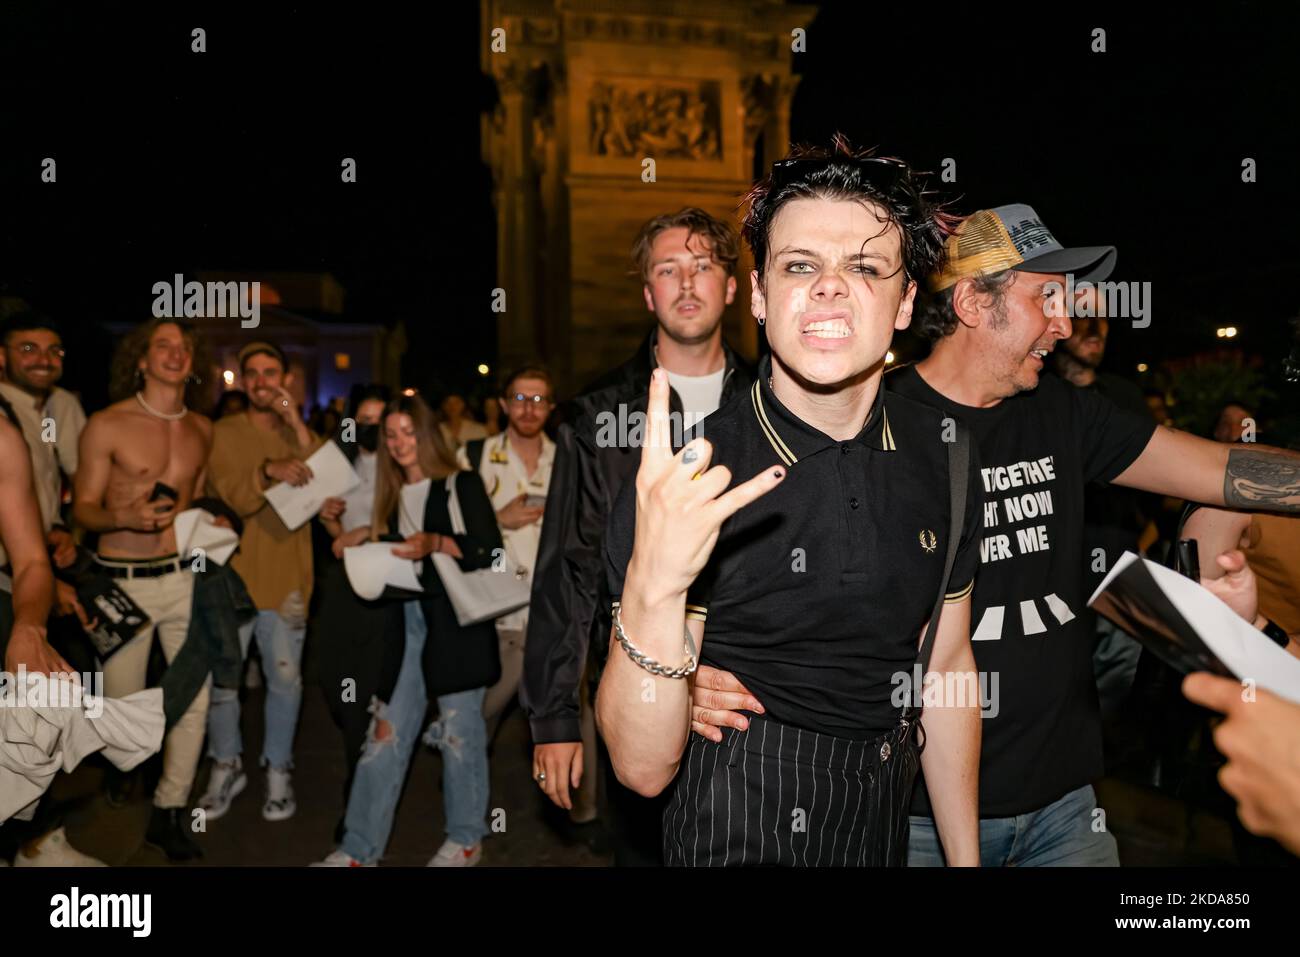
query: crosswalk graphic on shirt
[{"left": 971, "top": 594, "right": 1076, "bottom": 641}]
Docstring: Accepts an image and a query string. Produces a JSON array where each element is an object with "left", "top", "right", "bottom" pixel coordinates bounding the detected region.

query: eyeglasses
[
  {"left": 507, "top": 392, "right": 552, "bottom": 406},
  {"left": 14, "top": 343, "right": 66, "bottom": 360},
  {"left": 768, "top": 156, "right": 909, "bottom": 192}
]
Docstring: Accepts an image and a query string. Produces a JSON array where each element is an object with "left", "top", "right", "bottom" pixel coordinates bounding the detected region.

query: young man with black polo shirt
[
  {"left": 697, "top": 202, "right": 1300, "bottom": 865},
  {"left": 597, "top": 142, "right": 984, "bottom": 867}
]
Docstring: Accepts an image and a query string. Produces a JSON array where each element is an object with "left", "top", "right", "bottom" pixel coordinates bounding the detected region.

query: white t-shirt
[
  {"left": 665, "top": 367, "right": 725, "bottom": 431},
  {"left": 398, "top": 478, "right": 433, "bottom": 538},
  {"left": 341, "top": 451, "right": 377, "bottom": 532},
  {"left": 455, "top": 432, "right": 556, "bottom": 631}
]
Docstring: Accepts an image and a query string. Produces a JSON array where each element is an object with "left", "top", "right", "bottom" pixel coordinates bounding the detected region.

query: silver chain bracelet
[{"left": 613, "top": 602, "right": 698, "bottom": 679}]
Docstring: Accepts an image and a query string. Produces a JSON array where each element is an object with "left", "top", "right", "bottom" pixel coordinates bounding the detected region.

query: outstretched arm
[{"left": 1114, "top": 427, "right": 1300, "bottom": 512}]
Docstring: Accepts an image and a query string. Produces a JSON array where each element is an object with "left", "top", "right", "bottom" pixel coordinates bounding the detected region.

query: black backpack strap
[
  {"left": 466, "top": 437, "right": 486, "bottom": 474},
  {"left": 911, "top": 422, "right": 972, "bottom": 707}
]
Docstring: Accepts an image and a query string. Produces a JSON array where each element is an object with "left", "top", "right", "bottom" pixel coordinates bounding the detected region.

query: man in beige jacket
[{"left": 199, "top": 340, "right": 322, "bottom": 824}]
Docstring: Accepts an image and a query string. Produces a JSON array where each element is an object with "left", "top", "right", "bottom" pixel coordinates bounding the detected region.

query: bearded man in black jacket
[{"left": 522, "top": 207, "right": 754, "bottom": 864}]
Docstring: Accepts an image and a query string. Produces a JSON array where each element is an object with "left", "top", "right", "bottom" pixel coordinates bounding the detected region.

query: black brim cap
[
  {"left": 930, "top": 203, "right": 1117, "bottom": 290},
  {"left": 1012, "top": 244, "right": 1117, "bottom": 284}
]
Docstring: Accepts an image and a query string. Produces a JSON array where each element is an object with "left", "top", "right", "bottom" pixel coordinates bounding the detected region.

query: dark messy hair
[
  {"left": 913, "top": 269, "right": 1017, "bottom": 341},
  {"left": 347, "top": 383, "right": 392, "bottom": 420},
  {"left": 631, "top": 207, "right": 740, "bottom": 281},
  {"left": 109, "top": 316, "right": 211, "bottom": 408},
  {"left": 741, "top": 133, "right": 959, "bottom": 290},
  {"left": 0, "top": 310, "right": 64, "bottom": 346}
]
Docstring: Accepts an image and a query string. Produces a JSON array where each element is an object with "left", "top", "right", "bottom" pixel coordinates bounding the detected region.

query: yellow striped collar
[{"left": 750, "top": 363, "right": 896, "bottom": 465}]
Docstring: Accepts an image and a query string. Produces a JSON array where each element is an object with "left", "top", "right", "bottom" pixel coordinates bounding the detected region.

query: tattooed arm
[
  {"left": 1221, "top": 445, "right": 1300, "bottom": 510},
  {"left": 1112, "top": 426, "right": 1300, "bottom": 513}
]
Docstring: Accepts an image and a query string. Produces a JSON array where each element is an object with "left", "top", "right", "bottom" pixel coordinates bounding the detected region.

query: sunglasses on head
[{"left": 768, "top": 156, "right": 909, "bottom": 192}]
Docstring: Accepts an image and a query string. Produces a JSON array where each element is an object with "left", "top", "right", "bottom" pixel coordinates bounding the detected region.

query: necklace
[{"left": 135, "top": 391, "right": 187, "bottom": 421}]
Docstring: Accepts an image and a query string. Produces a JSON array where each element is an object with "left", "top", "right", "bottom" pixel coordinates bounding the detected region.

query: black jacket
[
  {"left": 521, "top": 330, "right": 754, "bottom": 743},
  {"left": 376, "top": 469, "right": 504, "bottom": 702}
]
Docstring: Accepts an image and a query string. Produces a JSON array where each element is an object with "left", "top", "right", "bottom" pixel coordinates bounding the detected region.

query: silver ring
[{"left": 536, "top": 771, "right": 546, "bottom": 783}]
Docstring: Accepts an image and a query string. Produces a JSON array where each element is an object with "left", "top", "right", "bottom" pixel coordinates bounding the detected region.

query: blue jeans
[
  {"left": 340, "top": 602, "right": 489, "bottom": 862},
  {"left": 207, "top": 607, "right": 306, "bottom": 770},
  {"left": 908, "top": 784, "right": 1120, "bottom": 866}
]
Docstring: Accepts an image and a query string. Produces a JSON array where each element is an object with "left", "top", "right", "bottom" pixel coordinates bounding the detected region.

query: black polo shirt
[{"left": 605, "top": 355, "right": 982, "bottom": 740}]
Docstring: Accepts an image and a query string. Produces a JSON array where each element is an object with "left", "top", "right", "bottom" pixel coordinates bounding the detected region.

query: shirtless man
[
  {"left": 74, "top": 317, "right": 213, "bottom": 862},
  {"left": 0, "top": 413, "right": 66, "bottom": 692}
]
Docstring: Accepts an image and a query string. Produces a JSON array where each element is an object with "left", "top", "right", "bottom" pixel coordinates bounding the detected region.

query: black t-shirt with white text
[{"left": 888, "top": 364, "right": 1157, "bottom": 817}]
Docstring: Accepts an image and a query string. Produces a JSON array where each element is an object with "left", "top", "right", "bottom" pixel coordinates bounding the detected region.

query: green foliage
[{"left": 1158, "top": 353, "right": 1274, "bottom": 439}]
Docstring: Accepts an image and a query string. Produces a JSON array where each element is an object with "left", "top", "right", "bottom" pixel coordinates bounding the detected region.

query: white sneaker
[
  {"left": 14, "top": 828, "right": 107, "bottom": 867},
  {"left": 263, "top": 767, "right": 296, "bottom": 822},
  {"left": 310, "top": 849, "right": 374, "bottom": 868},
  {"left": 427, "top": 838, "right": 481, "bottom": 867},
  {"left": 198, "top": 757, "right": 247, "bottom": 821}
]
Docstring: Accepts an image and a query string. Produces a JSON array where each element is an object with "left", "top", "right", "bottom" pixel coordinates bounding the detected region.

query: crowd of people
[{"left": 2, "top": 135, "right": 1299, "bottom": 868}]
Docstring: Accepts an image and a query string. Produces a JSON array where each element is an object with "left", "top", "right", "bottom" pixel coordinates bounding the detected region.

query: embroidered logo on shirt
[{"left": 918, "top": 529, "right": 937, "bottom": 554}]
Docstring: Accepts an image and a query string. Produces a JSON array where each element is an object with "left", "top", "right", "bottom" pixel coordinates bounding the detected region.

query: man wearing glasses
[
  {"left": 0, "top": 311, "right": 100, "bottom": 866},
  {"left": 457, "top": 367, "right": 557, "bottom": 741},
  {"left": 0, "top": 312, "right": 87, "bottom": 575}
]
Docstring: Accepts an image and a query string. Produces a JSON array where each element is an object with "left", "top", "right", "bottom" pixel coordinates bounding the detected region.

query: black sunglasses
[{"left": 768, "top": 156, "right": 909, "bottom": 192}]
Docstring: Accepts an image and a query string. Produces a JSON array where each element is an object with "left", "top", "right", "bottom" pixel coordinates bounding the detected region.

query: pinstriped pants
[{"left": 663, "top": 713, "right": 920, "bottom": 867}]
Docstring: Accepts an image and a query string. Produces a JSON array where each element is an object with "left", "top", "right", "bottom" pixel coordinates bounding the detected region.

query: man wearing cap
[
  {"left": 199, "top": 340, "right": 323, "bottom": 825},
  {"left": 696, "top": 202, "right": 1300, "bottom": 865}
]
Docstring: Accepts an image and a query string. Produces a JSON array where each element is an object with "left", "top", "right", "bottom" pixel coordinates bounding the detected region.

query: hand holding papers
[
  {"left": 173, "top": 508, "right": 240, "bottom": 566},
  {"left": 264, "top": 442, "right": 360, "bottom": 531},
  {"left": 343, "top": 542, "right": 424, "bottom": 601},
  {"left": 1088, "top": 550, "right": 1300, "bottom": 704}
]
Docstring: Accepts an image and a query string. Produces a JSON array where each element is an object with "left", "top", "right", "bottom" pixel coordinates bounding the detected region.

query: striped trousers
[{"left": 663, "top": 713, "right": 920, "bottom": 867}]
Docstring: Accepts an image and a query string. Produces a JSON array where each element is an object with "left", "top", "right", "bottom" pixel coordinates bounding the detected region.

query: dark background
[{"left": 2, "top": 2, "right": 1296, "bottom": 416}]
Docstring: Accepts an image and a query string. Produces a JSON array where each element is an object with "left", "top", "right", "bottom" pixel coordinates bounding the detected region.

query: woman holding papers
[
  {"left": 310, "top": 386, "right": 400, "bottom": 839},
  {"left": 316, "top": 393, "right": 501, "bottom": 868}
]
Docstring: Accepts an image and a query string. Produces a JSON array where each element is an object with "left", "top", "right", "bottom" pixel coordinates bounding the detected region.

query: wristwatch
[{"left": 1260, "top": 616, "right": 1290, "bottom": 648}]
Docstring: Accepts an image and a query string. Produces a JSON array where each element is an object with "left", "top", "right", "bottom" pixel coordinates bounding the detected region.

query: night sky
[{"left": 2, "top": 2, "right": 1296, "bottom": 411}]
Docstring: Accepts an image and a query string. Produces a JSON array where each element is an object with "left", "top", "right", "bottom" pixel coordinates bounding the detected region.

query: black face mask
[{"left": 356, "top": 423, "right": 380, "bottom": 452}]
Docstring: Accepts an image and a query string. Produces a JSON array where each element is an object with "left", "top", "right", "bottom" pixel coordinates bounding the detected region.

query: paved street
[
  {"left": 49, "top": 679, "right": 611, "bottom": 867},
  {"left": 37, "top": 669, "right": 1245, "bottom": 868}
]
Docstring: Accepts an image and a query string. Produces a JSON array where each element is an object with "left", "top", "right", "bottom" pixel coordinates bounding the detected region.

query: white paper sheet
[
  {"left": 263, "top": 442, "right": 361, "bottom": 531},
  {"left": 173, "top": 508, "right": 240, "bottom": 566},
  {"left": 1089, "top": 551, "right": 1300, "bottom": 704},
  {"left": 342, "top": 541, "right": 423, "bottom": 601}
]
